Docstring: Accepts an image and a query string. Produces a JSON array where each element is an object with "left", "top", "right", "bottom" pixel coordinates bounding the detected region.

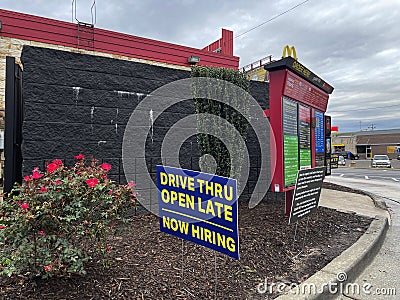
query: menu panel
[
  {"left": 315, "top": 110, "right": 325, "bottom": 154},
  {"left": 299, "top": 105, "right": 311, "bottom": 169},
  {"left": 282, "top": 97, "right": 299, "bottom": 187}
]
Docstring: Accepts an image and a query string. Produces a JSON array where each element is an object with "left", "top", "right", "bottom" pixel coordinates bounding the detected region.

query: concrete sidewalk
[
  {"left": 319, "top": 188, "right": 390, "bottom": 221},
  {"left": 341, "top": 196, "right": 399, "bottom": 300},
  {"left": 277, "top": 187, "right": 391, "bottom": 300},
  {"left": 320, "top": 189, "right": 398, "bottom": 299}
]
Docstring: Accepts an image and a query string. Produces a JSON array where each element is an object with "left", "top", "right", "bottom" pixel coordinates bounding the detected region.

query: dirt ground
[{"left": 0, "top": 187, "right": 372, "bottom": 299}]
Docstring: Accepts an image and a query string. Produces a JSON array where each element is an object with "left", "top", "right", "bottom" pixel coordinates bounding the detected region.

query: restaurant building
[{"left": 332, "top": 129, "right": 400, "bottom": 159}]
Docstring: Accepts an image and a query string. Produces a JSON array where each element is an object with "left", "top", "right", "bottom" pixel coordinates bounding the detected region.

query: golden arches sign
[{"left": 282, "top": 45, "right": 297, "bottom": 60}]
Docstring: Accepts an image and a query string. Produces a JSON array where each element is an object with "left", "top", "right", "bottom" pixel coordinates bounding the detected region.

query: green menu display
[
  {"left": 299, "top": 105, "right": 311, "bottom": 169},
  {"left": 300, "top": 149, "right": 311, "bottom": 168},
  {"left": 282, "top": 97, "right": 299, "bottom": 186},
  {"left": 284, "top": 135, "right": 299, "bottom": 186}
]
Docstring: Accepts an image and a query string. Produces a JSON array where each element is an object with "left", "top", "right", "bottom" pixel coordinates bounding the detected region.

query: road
[
  {"left": 326, "top": 167, "right": 400, "bottom": 299},
  {"left": 327, "top": 167, "right": 400, "bottom": 202}
]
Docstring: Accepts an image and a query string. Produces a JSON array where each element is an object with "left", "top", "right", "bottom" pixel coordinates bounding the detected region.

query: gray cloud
[{"left": 1, "top": 0, "right": 399, "bottom": 132}]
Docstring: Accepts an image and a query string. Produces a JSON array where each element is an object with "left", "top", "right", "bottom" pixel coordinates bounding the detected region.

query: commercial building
[
  {"left": 1, "top": 8, "right": 334, "bottom": 210},
  {"left": 0, "top": 8, "right": 238, "bottom": 183},
  {"left": 332, "top": 129, "right": 400, "bottom": 159}
]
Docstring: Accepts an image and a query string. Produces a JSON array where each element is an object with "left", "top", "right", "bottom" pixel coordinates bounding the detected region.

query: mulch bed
[{"left": 0, "top": 191, "right": 372, "bottom": 299}]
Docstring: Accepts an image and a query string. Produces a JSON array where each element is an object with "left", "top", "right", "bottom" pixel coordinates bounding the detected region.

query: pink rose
[
  {"left": 52, "top": 159, "right": 63, "bottom": 166},
  {"left": 44, "top": 265, "right": 52, "bottom": 272},
  {"left": 128, "top": 182, "right": 136, "bottom": 188},
  {"left": 39, "top": 187, "right": 47, "bottom": 193},
  {"left": 74, "top": 153, "right": 85, "bottom": 160},
  {"left": 101, "top": 163, "right": 112, "bottom": 172},
  {"left": 32, "top": 171, "right": 44, "bottom": 179},
  {"left": 21, "top": 203, "right": 29, "bottom": 210},
  {"left": 47, "top": 163, "right": 59, "bottom": 173},
  {"left": 0, "top": 225, "right": 6, "bottom": 229},
  {"left": 86, "top": 178, "right": 99, "bottom": 188},
  {"left": 38, "top": 230, "right": 45, "bottom": 236}
]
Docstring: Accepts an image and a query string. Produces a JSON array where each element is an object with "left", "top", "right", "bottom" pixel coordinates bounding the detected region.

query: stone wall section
[
  {"left": 0, "top": 36, "right": 190, "bottom": 123},
  {"left": 20, "top": 46, "right": 270, "bottom": 203}
]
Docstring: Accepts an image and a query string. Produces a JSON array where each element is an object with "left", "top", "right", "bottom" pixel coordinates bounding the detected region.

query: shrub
[
  {"left": 0, "top": 155, "right": 137, "bottom": 278},
  {"left": 191, "top": 66, "right": 250, "bottom": 179}
]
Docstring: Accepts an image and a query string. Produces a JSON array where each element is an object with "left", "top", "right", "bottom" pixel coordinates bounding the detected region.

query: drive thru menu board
[
  {"left": 299, "top": 105, "right": 311, "bottom": 169},
  {"left": 283, "top": 97, "right": 299, "bottom": 186}
]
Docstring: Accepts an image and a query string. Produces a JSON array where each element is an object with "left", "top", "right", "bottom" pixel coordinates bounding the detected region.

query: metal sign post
[
  {"left": 292, "top": 221, "right": 299, "bottom": 252},
  {"left": 301, "top": 216, "right": 310, "bottom": 250},
  {"left": 214, "top": 251, "right": 217, "bottom": 300},
  {"left": 181, "top": 239, "right": 184, "bottom": 289}
]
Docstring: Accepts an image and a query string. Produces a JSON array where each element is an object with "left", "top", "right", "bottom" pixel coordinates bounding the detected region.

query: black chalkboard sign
[{"left": 289, "top": 167, "right": 325, "bottom": 224}]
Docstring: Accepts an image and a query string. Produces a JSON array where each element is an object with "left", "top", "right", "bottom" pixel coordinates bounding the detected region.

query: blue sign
[
  {"left": 315, "top": 110, "right": 325, "bottom": 153},
  {"left": 157, "top": 165, "right": 239, "bottom": 260}
]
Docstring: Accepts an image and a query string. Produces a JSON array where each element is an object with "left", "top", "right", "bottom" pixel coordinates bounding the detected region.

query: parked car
[
  {"left": 332, "top": 151, "right": 359, "bottom": 160},
  {"left": 371, "top": 155, "right": 391, "bottom": 168},
  {"left": 338, "top": 156, "right": 346, "bottom": 166},
  {"left": 397, "top": 154, "right": 400, "bottom": 160},
  {"left": 347, "top": 152, "right": 360, "bottom": 160}
]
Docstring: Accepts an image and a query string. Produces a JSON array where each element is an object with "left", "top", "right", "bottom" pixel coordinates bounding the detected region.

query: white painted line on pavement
[
  {"left": 340, "top": 174, "right": 344, "bottom": 177},
  {"left": 392, "top": 178, "right": 399, "bottom": 182},
  {"left": 365, "top": 176, "right": 369, "bottom": 180}
]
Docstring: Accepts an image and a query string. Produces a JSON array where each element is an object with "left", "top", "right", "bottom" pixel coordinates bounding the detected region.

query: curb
[
  {"left": 275, "top": 196, "right": 389, "bottom": 299},
  {"left": 361, "top": 191, "right": 388, "bottom": 211}
]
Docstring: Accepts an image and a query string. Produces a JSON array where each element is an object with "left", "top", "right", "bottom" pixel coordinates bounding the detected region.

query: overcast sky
[{"left": 2, "top": 0, "right": 400, "bottom": 132}]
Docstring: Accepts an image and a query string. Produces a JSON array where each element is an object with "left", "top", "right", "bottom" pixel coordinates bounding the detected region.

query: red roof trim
[{"left": 0, "top": 9, "right": 239, "bottom": 69}]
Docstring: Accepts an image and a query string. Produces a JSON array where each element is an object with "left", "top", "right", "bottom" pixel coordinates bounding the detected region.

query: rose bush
[{"left": 0, "top": 155, "right": 137, "bottom": 278}]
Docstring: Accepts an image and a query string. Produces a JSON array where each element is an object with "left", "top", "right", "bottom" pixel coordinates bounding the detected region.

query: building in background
[
  {"left": 242, "top": 56, "right": 274, "bottom": 82},
  {"left": 332, "top": 129, "right": 400, "bottom": 159}
]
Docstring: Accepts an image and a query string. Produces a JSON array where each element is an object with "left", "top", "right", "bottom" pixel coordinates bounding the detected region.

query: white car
[
  {"left": 371, "top": 155, "right": 391, "bottom": 168},
  {"left": 338, "top": 156, "right": 346, "bottom": 166}
]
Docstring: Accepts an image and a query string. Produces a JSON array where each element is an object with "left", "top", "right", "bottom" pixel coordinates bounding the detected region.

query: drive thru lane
[{"left": 330, "top": 168, "right": 400, "bottom": 199}]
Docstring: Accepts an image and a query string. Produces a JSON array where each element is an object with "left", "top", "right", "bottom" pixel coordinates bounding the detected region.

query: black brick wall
[{"left": 21, "top": 46, "right": 270, "bottom": 204}]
